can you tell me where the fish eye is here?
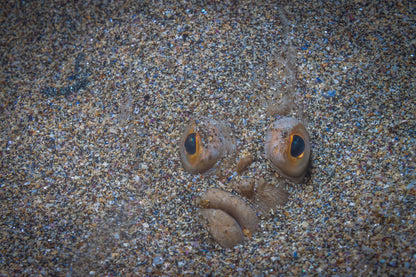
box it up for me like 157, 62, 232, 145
179, 118, 235, 174
265, 117, 310, 183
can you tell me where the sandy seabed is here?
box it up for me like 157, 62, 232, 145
1, 0, 415, 276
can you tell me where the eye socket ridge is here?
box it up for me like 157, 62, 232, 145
290, 134, 305, 158
184, 132, 197, 155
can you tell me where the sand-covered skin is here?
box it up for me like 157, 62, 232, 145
1, 0, 415, 275
199, 208, 245, 249
198, 188, 259, 234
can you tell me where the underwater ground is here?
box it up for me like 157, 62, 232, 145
1, 0, 415, 275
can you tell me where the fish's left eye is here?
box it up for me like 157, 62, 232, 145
265, 117, 311, 183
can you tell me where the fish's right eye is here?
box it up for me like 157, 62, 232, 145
179, 118, 235, 174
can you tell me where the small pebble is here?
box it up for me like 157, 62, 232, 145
0, 0, 413, 276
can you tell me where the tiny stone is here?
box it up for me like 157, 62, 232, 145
152, 256, 164, 266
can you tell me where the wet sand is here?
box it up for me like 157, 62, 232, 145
1, 0, 415, 275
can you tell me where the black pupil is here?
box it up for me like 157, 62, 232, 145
184, 133, 197, 155
290, 135, 305, 157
